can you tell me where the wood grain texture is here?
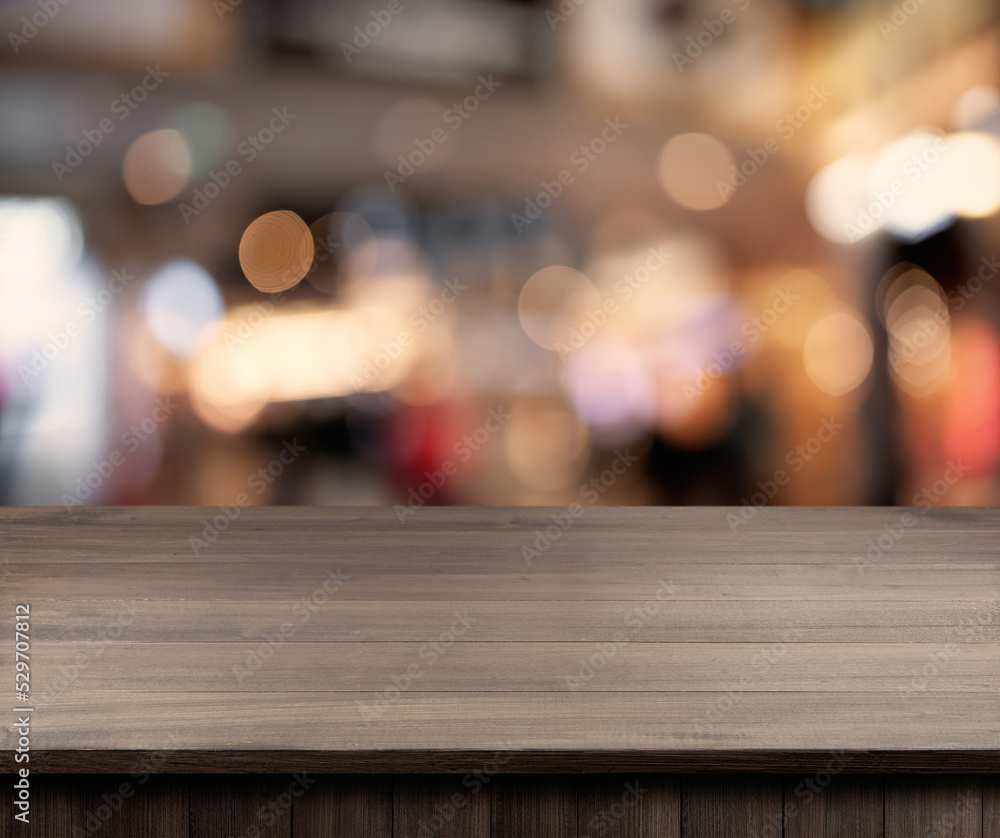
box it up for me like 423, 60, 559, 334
681, 775, 783, 838
984, 774, 1000, 838
81, 774, 187, 838
783, 774, 883, 838
3, 773, 996, 838
21, 641, 1000, 693
393, 775, 490, 838
577, 775, 679, 837
0, 507, 996, 773
885, 775, 982, 838
17, 599, 1000, 643
491, 776, 576, 837
189, 775, 293, 838
10, 692, 998, 753
291, 775, 391, 838
0, 774, 80, 838
6, 563, 997, 601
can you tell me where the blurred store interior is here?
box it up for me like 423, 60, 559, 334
0, 0, 999, 509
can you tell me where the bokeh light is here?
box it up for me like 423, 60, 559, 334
144, 259, 224, 357
803, 308, 874, 397
517, 266, 603, 352
239, 210, 314, 293
122, 129, 192, 205
658, 133, 735, 211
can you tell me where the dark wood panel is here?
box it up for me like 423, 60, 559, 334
885, 776, 982, 838
16, 749, 1000, 774
491, 775, 576, 837
984, 774, 1000, 838
393, 775, 490, 838
784, 773, 882, 838
680, 775, 783, 838
0, 774, 80, 838
578, 775, 679, 838
1, 773, 997, 838
292, 775, 391, 838
189, 775, 293, 838
81, 774, 186, 838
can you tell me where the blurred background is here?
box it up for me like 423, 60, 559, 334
0, 0, 998, 509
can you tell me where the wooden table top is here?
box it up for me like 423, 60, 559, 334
2, 506, 998, 773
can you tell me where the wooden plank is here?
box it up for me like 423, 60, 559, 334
189, 775, 293, 838
491, 776, 577, 837
577, 775, 679, 838
80, 774, 187, 838
885, 776, 982, 838
16, 749, 1000, 774
0, 775, 80, 838
784, 774, 883, 838
984, 774, 1000, 838
2, 506, 994, 549
291, 775, 391, 838
12, 599, 999, 643
17, 642, 1000, 694
5, 562, 998, 601
6, 692, 998, 762
393, 775, 490, 838
681, 775, 783, 838
1, 507, 996, 774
